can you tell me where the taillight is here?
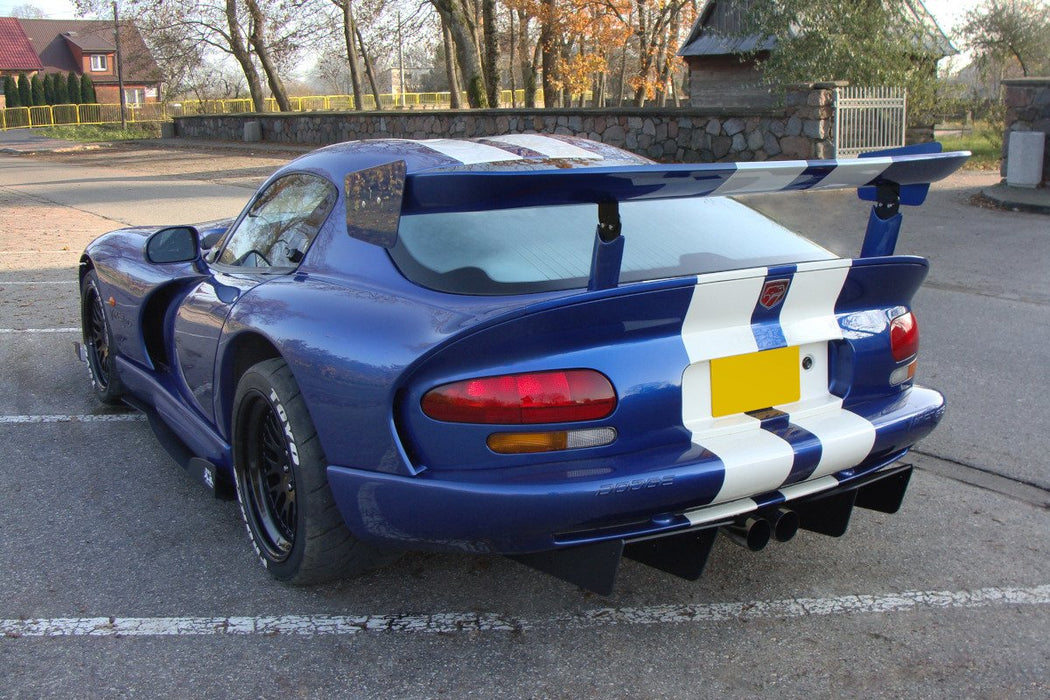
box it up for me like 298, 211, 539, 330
421, 370, 616, 424
890, 311, 919, 362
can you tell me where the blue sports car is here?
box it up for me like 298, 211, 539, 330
78, 135, 967, 594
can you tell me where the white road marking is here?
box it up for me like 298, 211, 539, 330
0, 414, 145, 424
0, 328, 78, 333
0, 280, 75, 285
2, 585, 1047, 638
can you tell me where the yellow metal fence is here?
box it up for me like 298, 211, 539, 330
0, 90, 537, 130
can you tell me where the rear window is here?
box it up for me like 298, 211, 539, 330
389, 197, 834, 295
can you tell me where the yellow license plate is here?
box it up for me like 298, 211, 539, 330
710, 346, 800, 418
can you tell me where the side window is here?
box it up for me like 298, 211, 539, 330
216, 173, 337, 270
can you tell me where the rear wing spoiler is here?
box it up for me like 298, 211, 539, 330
345, 143, 969, 289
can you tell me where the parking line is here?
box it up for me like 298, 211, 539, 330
2, 584, 1047, 638
0, 328, 78, 333
0, 281, 75, 285
0, 414, 145, 424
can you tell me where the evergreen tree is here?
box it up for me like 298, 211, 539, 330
4, 75, 19, 108
17, 74, 31, 107
67, 72, 81, 105
30, 74, 44, 106
43, 73, 55, 104
80, 75, 97, 103
54, 74, 69, 104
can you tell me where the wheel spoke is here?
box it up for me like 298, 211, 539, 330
241, 393, 299, 562
85, 288, 110, 388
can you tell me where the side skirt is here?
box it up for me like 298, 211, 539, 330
114, 356, 235, 500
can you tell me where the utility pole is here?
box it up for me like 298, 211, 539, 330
397, 10, 406, 109
112, 1, 127, 129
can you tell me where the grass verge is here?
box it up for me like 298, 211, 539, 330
35, 123, 160, 142
939, 126, 1002, 170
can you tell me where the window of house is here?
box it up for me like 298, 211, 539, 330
124, 88, 145, 106
90, 54, 108, 71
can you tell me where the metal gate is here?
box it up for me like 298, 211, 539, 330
834, 86, 907, 158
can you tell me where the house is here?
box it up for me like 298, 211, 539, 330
0, 17, 162, 108
678, 0, 955, 108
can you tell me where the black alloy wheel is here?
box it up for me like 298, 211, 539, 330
232, 358, 396, 583
81, 270, 124, 404
240, 390, 297, 562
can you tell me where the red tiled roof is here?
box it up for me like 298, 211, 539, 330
17, 18, 161, 85
0, 17, 44, 71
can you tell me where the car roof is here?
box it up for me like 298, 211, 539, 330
276, 134, 654, 182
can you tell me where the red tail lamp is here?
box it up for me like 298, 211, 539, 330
422, 370, 616, 424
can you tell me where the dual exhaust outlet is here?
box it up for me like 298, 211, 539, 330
721, 507, 799, 551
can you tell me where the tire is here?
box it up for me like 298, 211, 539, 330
80, 269, 125, 405
231, 358, 391, 584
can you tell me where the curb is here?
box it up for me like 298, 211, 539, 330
980, 183, 1050, 215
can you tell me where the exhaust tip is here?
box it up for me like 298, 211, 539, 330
723, 516, 771, 551
771, 507, 800, 543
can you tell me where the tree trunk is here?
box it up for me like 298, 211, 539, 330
632, 1, 650, 107
518, 10, 538, 108
654, 31, 668, 107
244, 0, 291, 111
482, 0, 499, 107
430, 0, 489, 108
225, 0, 266, 112
539, 0, 559, 108
354, 23, 383, 109
508, 9, 516, 107
333, 0, 364, 110
441, 17, 463, 108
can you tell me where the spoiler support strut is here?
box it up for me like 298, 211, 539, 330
588, 200, 624, 291
861, 180, 904, 258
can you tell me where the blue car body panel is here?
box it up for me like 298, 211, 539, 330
79, 135, 966, 564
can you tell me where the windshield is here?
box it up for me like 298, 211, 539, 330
215, 173, 337, 271
389, 197, 835, 295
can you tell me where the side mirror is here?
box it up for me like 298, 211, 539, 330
145, 226, 201, 264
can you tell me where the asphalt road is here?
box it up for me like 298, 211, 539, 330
0, 143, 1047, 699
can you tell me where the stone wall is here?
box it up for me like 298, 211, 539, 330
174, 86, 836, 162
1002, 78, 1050, 184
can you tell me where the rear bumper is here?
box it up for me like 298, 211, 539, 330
327, 386, 944, 554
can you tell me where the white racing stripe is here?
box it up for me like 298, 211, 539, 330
777, 474, 840, 501
808, 158, 893, 190
681, 273, 765, 364
0, 414, 145, 423
3, 585, 1047, 638
779, 262, 851, 346
702, 424, 796, 502
713, 161, 809, 196
680, 261, 879, 504
683, 497, 759, 527
787, 400, 877, 480
0, 328, 78, 333
420, 138, 522, 164
486, 134, 603, 160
